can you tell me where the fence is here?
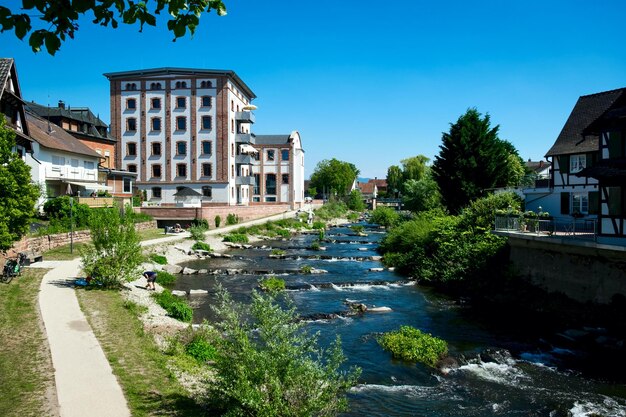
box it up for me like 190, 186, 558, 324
494, 215, 597, 241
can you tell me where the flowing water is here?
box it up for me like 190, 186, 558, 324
174, 223, 626, 416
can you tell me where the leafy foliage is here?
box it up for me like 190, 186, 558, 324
259, 276, 286, 293
370, 206, 400, 228
43, 196, 91, 229
300, 265, 313, 274
315, 200, 348, 220
432, 108, 524, 213
153, 289, 193, 322
188, 224, 207, 241
214, 215, 222, 228
0, 0, 227, 55
458, 191, 522, 231
206, 289, 360, 416
149, 253, 168, 265
191, 241, 212, 252
378, 326, 448, 367
401, 167, 443, 212
309, 158, 359, 197
81, 206, 144, 288
223, 233, 249, 243
185, 335, 217, 363
155, 270, 177, 287
0, 116, 39, 250
346, 189, 366, 211
226, 213, 239, 225
386, 165, 403, 196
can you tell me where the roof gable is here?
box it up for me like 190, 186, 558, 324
546, 88, 626, 157
26, 112, 102, 159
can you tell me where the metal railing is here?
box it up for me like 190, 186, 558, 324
494, 215, 597, 241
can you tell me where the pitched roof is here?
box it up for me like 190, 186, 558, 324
27, 101, 109, 129
173, 187, 202, 197
0, 58, 13, 98
370, 179, 387, 188
254, 134, 291, 145
546, 88, 626, 157
358, 182, 376, 194
26, 112, 102, 158
525, 160, 551, 173
103, 67, 256, 99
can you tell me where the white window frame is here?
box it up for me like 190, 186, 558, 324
572, 193, 589, 214
570, 154, 586, 173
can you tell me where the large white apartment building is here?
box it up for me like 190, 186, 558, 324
104, 67, 304, 208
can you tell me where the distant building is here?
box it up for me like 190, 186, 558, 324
103, 67, 304, 208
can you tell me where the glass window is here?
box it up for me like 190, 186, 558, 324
281, 149, 289, 161
152, 187, 162, 198
201, 141, 212, 155
176, 96, 186, 109
127, 164, 137, 173
70, 158, 79, 167
282, 174, 289, 184
201, 96, 212, 107
253, 174, 260, 195
84, 161, 94, 169
202, 186, 212, 197
202, 163, 212, 177
569, 154, 586, 173
151, 142, 161, 156
151, 97, 161, 109
177, 164, 187, 178
126, 98, 136, 110
127, 142, 137, 156
152, 164, 161, 178
151, 117, 161, 131
571, 193, 589, 214
123, 178, 132, 193
201, 116, 212, 130
127, 118, 137, 131
267, 150, 275, 161
176, 116, 186, 131
176, 141, 187, 156
266, 174, 276, 195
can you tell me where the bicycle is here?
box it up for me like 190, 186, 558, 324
1, 253, 27, 284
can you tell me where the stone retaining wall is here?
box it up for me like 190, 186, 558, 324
139, 205, 291, 225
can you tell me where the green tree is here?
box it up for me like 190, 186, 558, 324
207, 289, 360, 417
401, 155, 429, 182
432, 108, 523, 213
370, 206, 400, 228
0, 0, 227, 55
80, 206, 144, 288
386, 165, 403, 197
402, 167, 442, 212
309, 158, 359, 198
346, 189, 366, 211
0, 115, 39, 250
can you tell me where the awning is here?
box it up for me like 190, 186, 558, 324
240, 144, 257, 154
64, 180, 112, 191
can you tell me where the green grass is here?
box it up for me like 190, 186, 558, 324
0, 269, 57, 417
137, 228, 168, 241
222, 233, 249, 244
153, 290, 193, 322
77, 289, 204, 416
42, 242, 87, 260
149, 253, 168, 265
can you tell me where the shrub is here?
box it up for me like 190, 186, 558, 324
259, 276, 286, 293
156, 270, 177, 287
226, 213, 238, 225
458, 191, 522, 231
276, 228, 290, 238
312, 221, 326, 230
315, 200, 348, 220
189, 225, 207, 241
153, 289, 193, 322
346, 189, 366, 211
150, 253, 168, 265
347, 212, 360, 222
186, 336, 218, 362
192, 218, 210, 229
215, 215, 222, 228
192, 241, 212, 252
300, 265, 313, 274
43, 196, 92, 229
378, 326, 448, 367
310, 242, 321, 251
223, 233, 249, 243
351, 225, 365, 234
206, 290, 360, 416
270, 249, 286, 256
370, 206, 400, 227
318, 229, 325, 240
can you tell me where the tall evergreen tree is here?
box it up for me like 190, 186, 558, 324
432, 108, 520, 213
0, 115, 39, 250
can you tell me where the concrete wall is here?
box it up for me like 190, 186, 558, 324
507, 235, 626, 304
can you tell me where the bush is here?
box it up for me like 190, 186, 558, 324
226, 213, 238, 225
127, 211, 153, 223
351, 225, 365, 234
192, 241, 212, 252
189, 225, 207, 241
150, 253, 168, 265
312, 221, 326, 230
192, 218, 210, 229
346, 189, 366, 211
315, 200, 348, 220
378, 326, 448, 367
270, 249, 286, 256
276, 228, 290, 238
156, 270, 177, 287
206, 290, 360, 416
43, 196, 91, 229
459, 191, 522, 231
300, 265, 313, 274
153, 290, 193, 322
215, 215, 222, 228
259, 276, 286, 293
186, 335, 218, 363
347, 212, 360, 222
370, 206, 400, 227
310, 242, 321, 251
223, 233, 249, 243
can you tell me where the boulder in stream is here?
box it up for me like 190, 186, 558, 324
189, 289, 208, 295
369, 267, 385, 272
171, 290, 187, 297
163, 264, 183, 274
182, 267, 198, 275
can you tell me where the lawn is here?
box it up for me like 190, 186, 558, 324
76, 289, 204, 416
137, 227, 168, 241
0, 269, 58, 417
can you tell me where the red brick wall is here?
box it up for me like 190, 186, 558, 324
139, 204, 291, 224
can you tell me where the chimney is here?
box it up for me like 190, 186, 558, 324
539, 160, 543, 167
58, 100, 65, 109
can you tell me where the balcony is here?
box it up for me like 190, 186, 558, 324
236, 154, 252, 164
76, 197, 115, 208
235, 111, 255, 123
236, 176, 256, 186
235, 133, 255, 144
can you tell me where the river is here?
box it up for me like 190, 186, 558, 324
174, 221, 626, 416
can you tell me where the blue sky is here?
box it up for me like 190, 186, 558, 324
3, 0, 626, 178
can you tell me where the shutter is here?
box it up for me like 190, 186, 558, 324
588, 191, 599, 215
586, 153, 596, 168
559, 155, 570, 174
560, 192, 570, 215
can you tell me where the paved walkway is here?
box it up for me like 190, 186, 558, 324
35, 208, 310, 416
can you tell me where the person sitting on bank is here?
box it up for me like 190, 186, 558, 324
173, 223, 183, 233
143, 271, 157, 290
